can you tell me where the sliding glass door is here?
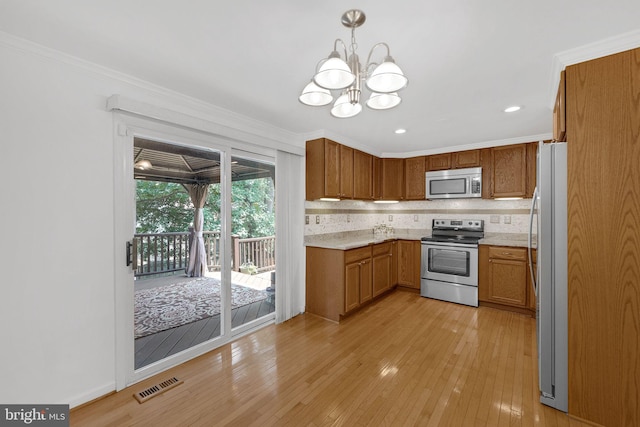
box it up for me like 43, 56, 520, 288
229, 154, 276, 332
132, 138, 225, 369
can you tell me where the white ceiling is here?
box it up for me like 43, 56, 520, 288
1, 1, 639, 156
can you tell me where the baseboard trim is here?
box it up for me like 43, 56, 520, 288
68, 382, 116, 409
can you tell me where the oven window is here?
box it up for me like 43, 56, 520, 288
428, 247, 470, 276
429, 178, 467, 195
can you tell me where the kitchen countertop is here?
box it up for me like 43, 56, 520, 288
305, 230, 536, 250
304, 229, 428, 250
480, 232, 535, 249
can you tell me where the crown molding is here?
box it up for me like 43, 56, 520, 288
548, 29, 640, 109
0, 30, 304, 153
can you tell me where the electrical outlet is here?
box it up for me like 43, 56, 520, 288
305, 215, 309, 225
388, 214, 393, 222
490, 215, 500, 224
503, 215, 511, 224
315, 215, 320, 224
413, 215, 418, 222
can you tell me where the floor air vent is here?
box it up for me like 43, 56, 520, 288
133, 377, 183, 403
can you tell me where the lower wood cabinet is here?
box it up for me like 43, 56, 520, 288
479, 245, 535, 315
306, 242, 398, 322
345, 247, 372, 312
372, 242, 394, 297
397, 240, 421, 289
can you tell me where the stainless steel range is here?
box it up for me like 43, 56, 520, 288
420, 219, 484, 307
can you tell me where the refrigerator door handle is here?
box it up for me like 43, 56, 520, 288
528, 186, 538, 296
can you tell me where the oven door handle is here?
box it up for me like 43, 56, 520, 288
421, 241, 478, 249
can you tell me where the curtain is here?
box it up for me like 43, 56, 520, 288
184, 183, 209, 277
275, 150, 305, 323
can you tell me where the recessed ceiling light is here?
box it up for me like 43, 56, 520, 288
504, 106, 521, 113
394, 128, 406, 134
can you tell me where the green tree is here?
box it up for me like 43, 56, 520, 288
135, 181, 192, 233
135, 178, 275, 238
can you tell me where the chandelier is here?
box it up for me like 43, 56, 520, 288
298, 9, 408, 118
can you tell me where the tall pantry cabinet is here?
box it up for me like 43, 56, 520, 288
565, 47, 640, 426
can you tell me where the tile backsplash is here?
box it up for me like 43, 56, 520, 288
305, 198, 534, 235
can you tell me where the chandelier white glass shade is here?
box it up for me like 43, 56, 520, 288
299, 9, 407, 118
298, 81, 333, 106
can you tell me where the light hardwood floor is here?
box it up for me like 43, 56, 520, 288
72, 290, 591, 426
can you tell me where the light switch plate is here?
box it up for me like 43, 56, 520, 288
503, 215, 511, 224
305, 215, 309, 225
388, 215, 393, 222
315, 215, 320, 224
490, 215, 500, 224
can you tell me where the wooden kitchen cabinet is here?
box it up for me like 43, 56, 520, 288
376, 158, 404, 200
479, 245, 534, 315
452, 149, 481, 168
490, 144, 528, 198
372, 242, 394, 297
339, 144, 354, 199
404, 156, 425, 200
305, 138, 354, 200
306, 243, 396, 322
353, 150, 373, 199
553, 70, 566, 142
526, 142, 537, 198
306, 138, 339, 200
426, 153, 452, 171
527, 248, 537, 311
373, 157, 383, 199
397, 240, 421, 289
345, 247, 372, 312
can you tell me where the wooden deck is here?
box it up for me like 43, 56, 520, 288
135, 270, 275, 369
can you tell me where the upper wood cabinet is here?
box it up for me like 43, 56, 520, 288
452, 149, 481, 168
526, 142, 537, 198
339, 144, 354, 199
376, 158, 404, 200
553, 70, 566, 142
305, 138, 340, 200
426, 153, 452, 171
426, 149, 481, 171
373, 157, 383, 200
353, 150, 373, 200
490, 144, 528, 198
480, 148, 492, 199
305, 138, 354, 200
404, 156, 425, 200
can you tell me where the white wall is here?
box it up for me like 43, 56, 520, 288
0, 42, 118, 405
0, 35, 303, 407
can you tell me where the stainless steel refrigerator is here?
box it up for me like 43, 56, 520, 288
528, 141, 568, 412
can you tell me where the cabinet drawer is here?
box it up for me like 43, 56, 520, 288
488, 246, 526, 261
345, 246, 372, 264
372, 242, 393, 257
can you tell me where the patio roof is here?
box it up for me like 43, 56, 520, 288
134, 137, 275, 184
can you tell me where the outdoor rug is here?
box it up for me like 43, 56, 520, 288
135, 277, 268, 338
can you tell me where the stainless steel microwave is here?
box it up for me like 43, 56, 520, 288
425, 167, 482, 199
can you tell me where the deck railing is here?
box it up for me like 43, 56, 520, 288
133, 231, 275, 277
232, 235, 276, 273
